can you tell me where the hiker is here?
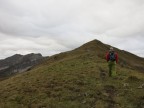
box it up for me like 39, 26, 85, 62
106, 47, 118, 77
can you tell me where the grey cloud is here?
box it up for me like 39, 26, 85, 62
0, 0, 144, 58
0, 35, 70, 59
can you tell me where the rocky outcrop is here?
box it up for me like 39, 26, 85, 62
0, 53, 43, 77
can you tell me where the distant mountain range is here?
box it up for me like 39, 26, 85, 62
0, 53, 43, 78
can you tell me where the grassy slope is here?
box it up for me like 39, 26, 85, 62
0, 40, 144, 108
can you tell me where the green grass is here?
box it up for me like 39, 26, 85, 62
0, 48, 144, 108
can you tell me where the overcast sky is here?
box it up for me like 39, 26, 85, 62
0, 0, 144, 59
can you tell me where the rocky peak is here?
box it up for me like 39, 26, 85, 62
0, 53, 43, 77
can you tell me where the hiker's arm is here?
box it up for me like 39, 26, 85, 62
106, 53, 109, 62
115, 53, 118, 63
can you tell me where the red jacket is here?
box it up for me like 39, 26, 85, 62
106, 51, 118, 63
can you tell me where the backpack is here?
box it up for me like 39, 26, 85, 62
109, 52, 116, 61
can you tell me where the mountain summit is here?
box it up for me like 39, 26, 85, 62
75, 39, 144, 72
0, 39, 144, 108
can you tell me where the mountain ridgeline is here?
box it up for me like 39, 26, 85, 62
0, 39, 144, 108
74, 40, 144, 72
0, 53, 43, 78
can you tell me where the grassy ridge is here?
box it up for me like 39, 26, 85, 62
0, 51, 144, 108
0, 40, 144, 108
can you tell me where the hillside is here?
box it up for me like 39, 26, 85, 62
0, 39, 144, 108
75, 40, 144, 71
